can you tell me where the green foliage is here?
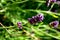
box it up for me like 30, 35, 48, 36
0, 0, 60, 40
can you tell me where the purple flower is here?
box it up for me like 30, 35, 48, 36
46, 0, 51, 7
28, 14, 44, 24
49, 21, 59, 28
36, 14, 44, 22
28, 18, 34, 24
28, 17, 36, 24
56, 1, 60, 5
17, 22, 22, 29
46, 0, 57, 7
51, 0, 56, 2
32, 16, 37, 22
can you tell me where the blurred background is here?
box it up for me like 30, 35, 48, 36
0, 0, 60, 40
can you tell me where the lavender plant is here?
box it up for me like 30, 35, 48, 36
28, 14, 44, 24
0, 0, 60, 40
49, 21, 59, 28
17, 22, 22, 29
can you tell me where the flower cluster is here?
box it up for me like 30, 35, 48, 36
46, 0, 57, 7
49, 21, 59, 28
17, 14, 59, 29
17, 22, 22, 29
51, 0, 56, 2
28, 14, 44, 24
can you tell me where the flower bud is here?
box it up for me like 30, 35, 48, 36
49, 21, 59, 28
28, 14, 44, 24
17, 22, 22, 29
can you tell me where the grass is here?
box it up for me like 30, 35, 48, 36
0, 0, 60, 40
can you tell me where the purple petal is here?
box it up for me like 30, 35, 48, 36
51, 0, 56, 2
28, 14, 44, 24
28, 18, 34, 24
36, 14, 44, 22
49, 21, 59, 28
46, 0, 57, 7
32, 16, 37, 22
46, 0, 51, 7
17, 22, 21, 26
17, 22, 22, 29
56, 1, 60, 5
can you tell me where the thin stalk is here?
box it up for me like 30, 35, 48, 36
33, 28, 60, 39
0, 22, 13, 36
49, 3, 55, 11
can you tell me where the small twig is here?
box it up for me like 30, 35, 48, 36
36, 3, 43, 9
32, 27, 60, 40
0, 22, 13, 36
13, 0, 28, 4
48, 3, 55, 11
23, 30, 40, 40
0, 26, 15, 29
